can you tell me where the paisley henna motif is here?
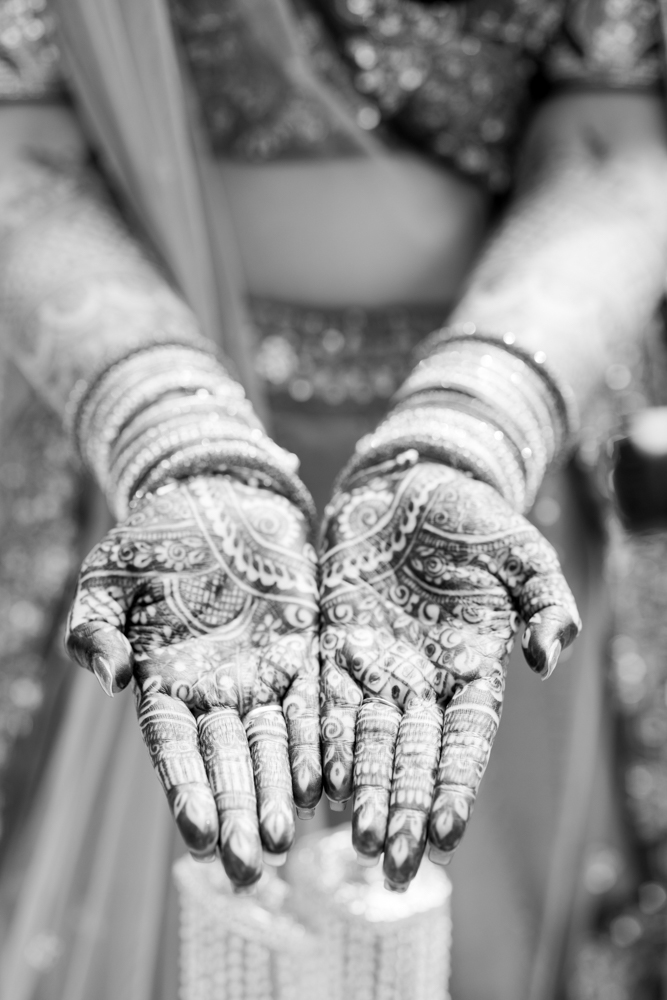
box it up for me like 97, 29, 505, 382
67, 474, 320, 887
320, 460, 580, 889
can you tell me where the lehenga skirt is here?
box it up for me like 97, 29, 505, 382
0, 300, 616, 1000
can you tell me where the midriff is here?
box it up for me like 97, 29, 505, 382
216, 154, 490, 308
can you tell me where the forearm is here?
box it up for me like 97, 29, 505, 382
449, 91, 667, 407
0, 144, 313, 522
0, 154, 205, 414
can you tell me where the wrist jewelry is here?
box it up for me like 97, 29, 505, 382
70, 342, 315, 526
339, 324, 578, 511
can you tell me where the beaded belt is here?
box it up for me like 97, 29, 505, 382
249, 297, 449, 410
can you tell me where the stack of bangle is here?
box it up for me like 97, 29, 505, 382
68, 341, 315, 526
339, 324, 577, 512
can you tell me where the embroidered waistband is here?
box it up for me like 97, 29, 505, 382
249, 297, 448, 409
0, 0, 63, 103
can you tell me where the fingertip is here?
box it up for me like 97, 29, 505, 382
429, 787, 473, 856
168, 785, 219, 858
428, 845, 454, 867
384, 878, 409, 894
522, 606, 580, 679
220, 818, 263, 889
67, 622, 133, 692
263, 850, 287, 867
326, 795, 347, 812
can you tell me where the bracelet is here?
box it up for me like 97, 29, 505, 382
339, 406, 527, 509
130, 441, 316, 527
73, 341, 315, 528
412, 324, 577, 454
338, 325, 578, 511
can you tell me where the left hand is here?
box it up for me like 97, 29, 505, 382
319, 459, 580, 890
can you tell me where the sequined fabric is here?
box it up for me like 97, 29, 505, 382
170, 0, 664, 188
0, 376, 82, 850
168, 0, 369, 161
250, 297, 448, 409
0, 0, 63, 101
546, 0, 662, 88
0, 0, 662, 183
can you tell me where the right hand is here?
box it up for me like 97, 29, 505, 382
66, 474, 321, 888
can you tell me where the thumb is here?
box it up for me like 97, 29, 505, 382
66, 569, 134, 696
521, 604, 580, 679
497, 522, 582, 680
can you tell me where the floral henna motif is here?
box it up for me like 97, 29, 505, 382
320, 460, 580, 890
67, 474, 320, 887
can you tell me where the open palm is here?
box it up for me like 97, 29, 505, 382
67, 475, 320, 888
320, 459, 579, 890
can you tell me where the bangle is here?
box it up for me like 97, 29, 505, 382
130, 440, 316, 527
74, 341, 315, 528
338, 325, 578, 511
412, 324, 577, 455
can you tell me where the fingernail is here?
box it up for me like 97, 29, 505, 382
233, 883, 258, 896
263, 850, 287, 867
428, 845, 454, 867
356, 853, 379, 868
544, 640, 562, 680
296, 807, 316, 820
92, 655, 115, 697
191, 852, 217, 864
384, 879, 408, 893
326, 796, 347, 812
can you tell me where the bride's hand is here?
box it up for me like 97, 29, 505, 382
66, 475, 320, 888
320, 459, 580, 890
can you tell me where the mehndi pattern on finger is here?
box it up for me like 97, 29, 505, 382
321, 460, 580, 884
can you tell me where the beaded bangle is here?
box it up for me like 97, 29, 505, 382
339, 325, 578, 512
73, 342, 315, 527
64, 334, 215, 444
412, 323, 578, 454
340, 407, 527, 510
130, 441, 316, 527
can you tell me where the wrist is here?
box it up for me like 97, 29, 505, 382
70, 342, 315, 526
340, 325, 577, 511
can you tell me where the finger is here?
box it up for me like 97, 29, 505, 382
352, 699, 401, 865
522, 605, 580, 679
383, 699, 442, 892
320, 646, 362, 807
283, 669, 322, 819
495, 524, 581, 679
137, 689, 218, 860
198, 708, 263, 887
245, 705, 295, 864
66, 526, 138, 694
428, 678, 501, 864
66, 578, 134, 695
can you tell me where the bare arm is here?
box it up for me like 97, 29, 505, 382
450, 90, 667, 408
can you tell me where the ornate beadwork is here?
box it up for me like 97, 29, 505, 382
251, 297, 448, 408
546, 0, 663, 88
168, 0, 367, 161
339, 328, 574, 511
0, 0, 63, 101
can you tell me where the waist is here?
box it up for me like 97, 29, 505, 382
218, 155, 489, 307
249, 296, 449, 411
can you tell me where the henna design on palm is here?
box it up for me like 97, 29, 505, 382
66, 475, 320, 888
320, 461, 580, 891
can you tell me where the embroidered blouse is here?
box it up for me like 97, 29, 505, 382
0, 0, 663, 188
